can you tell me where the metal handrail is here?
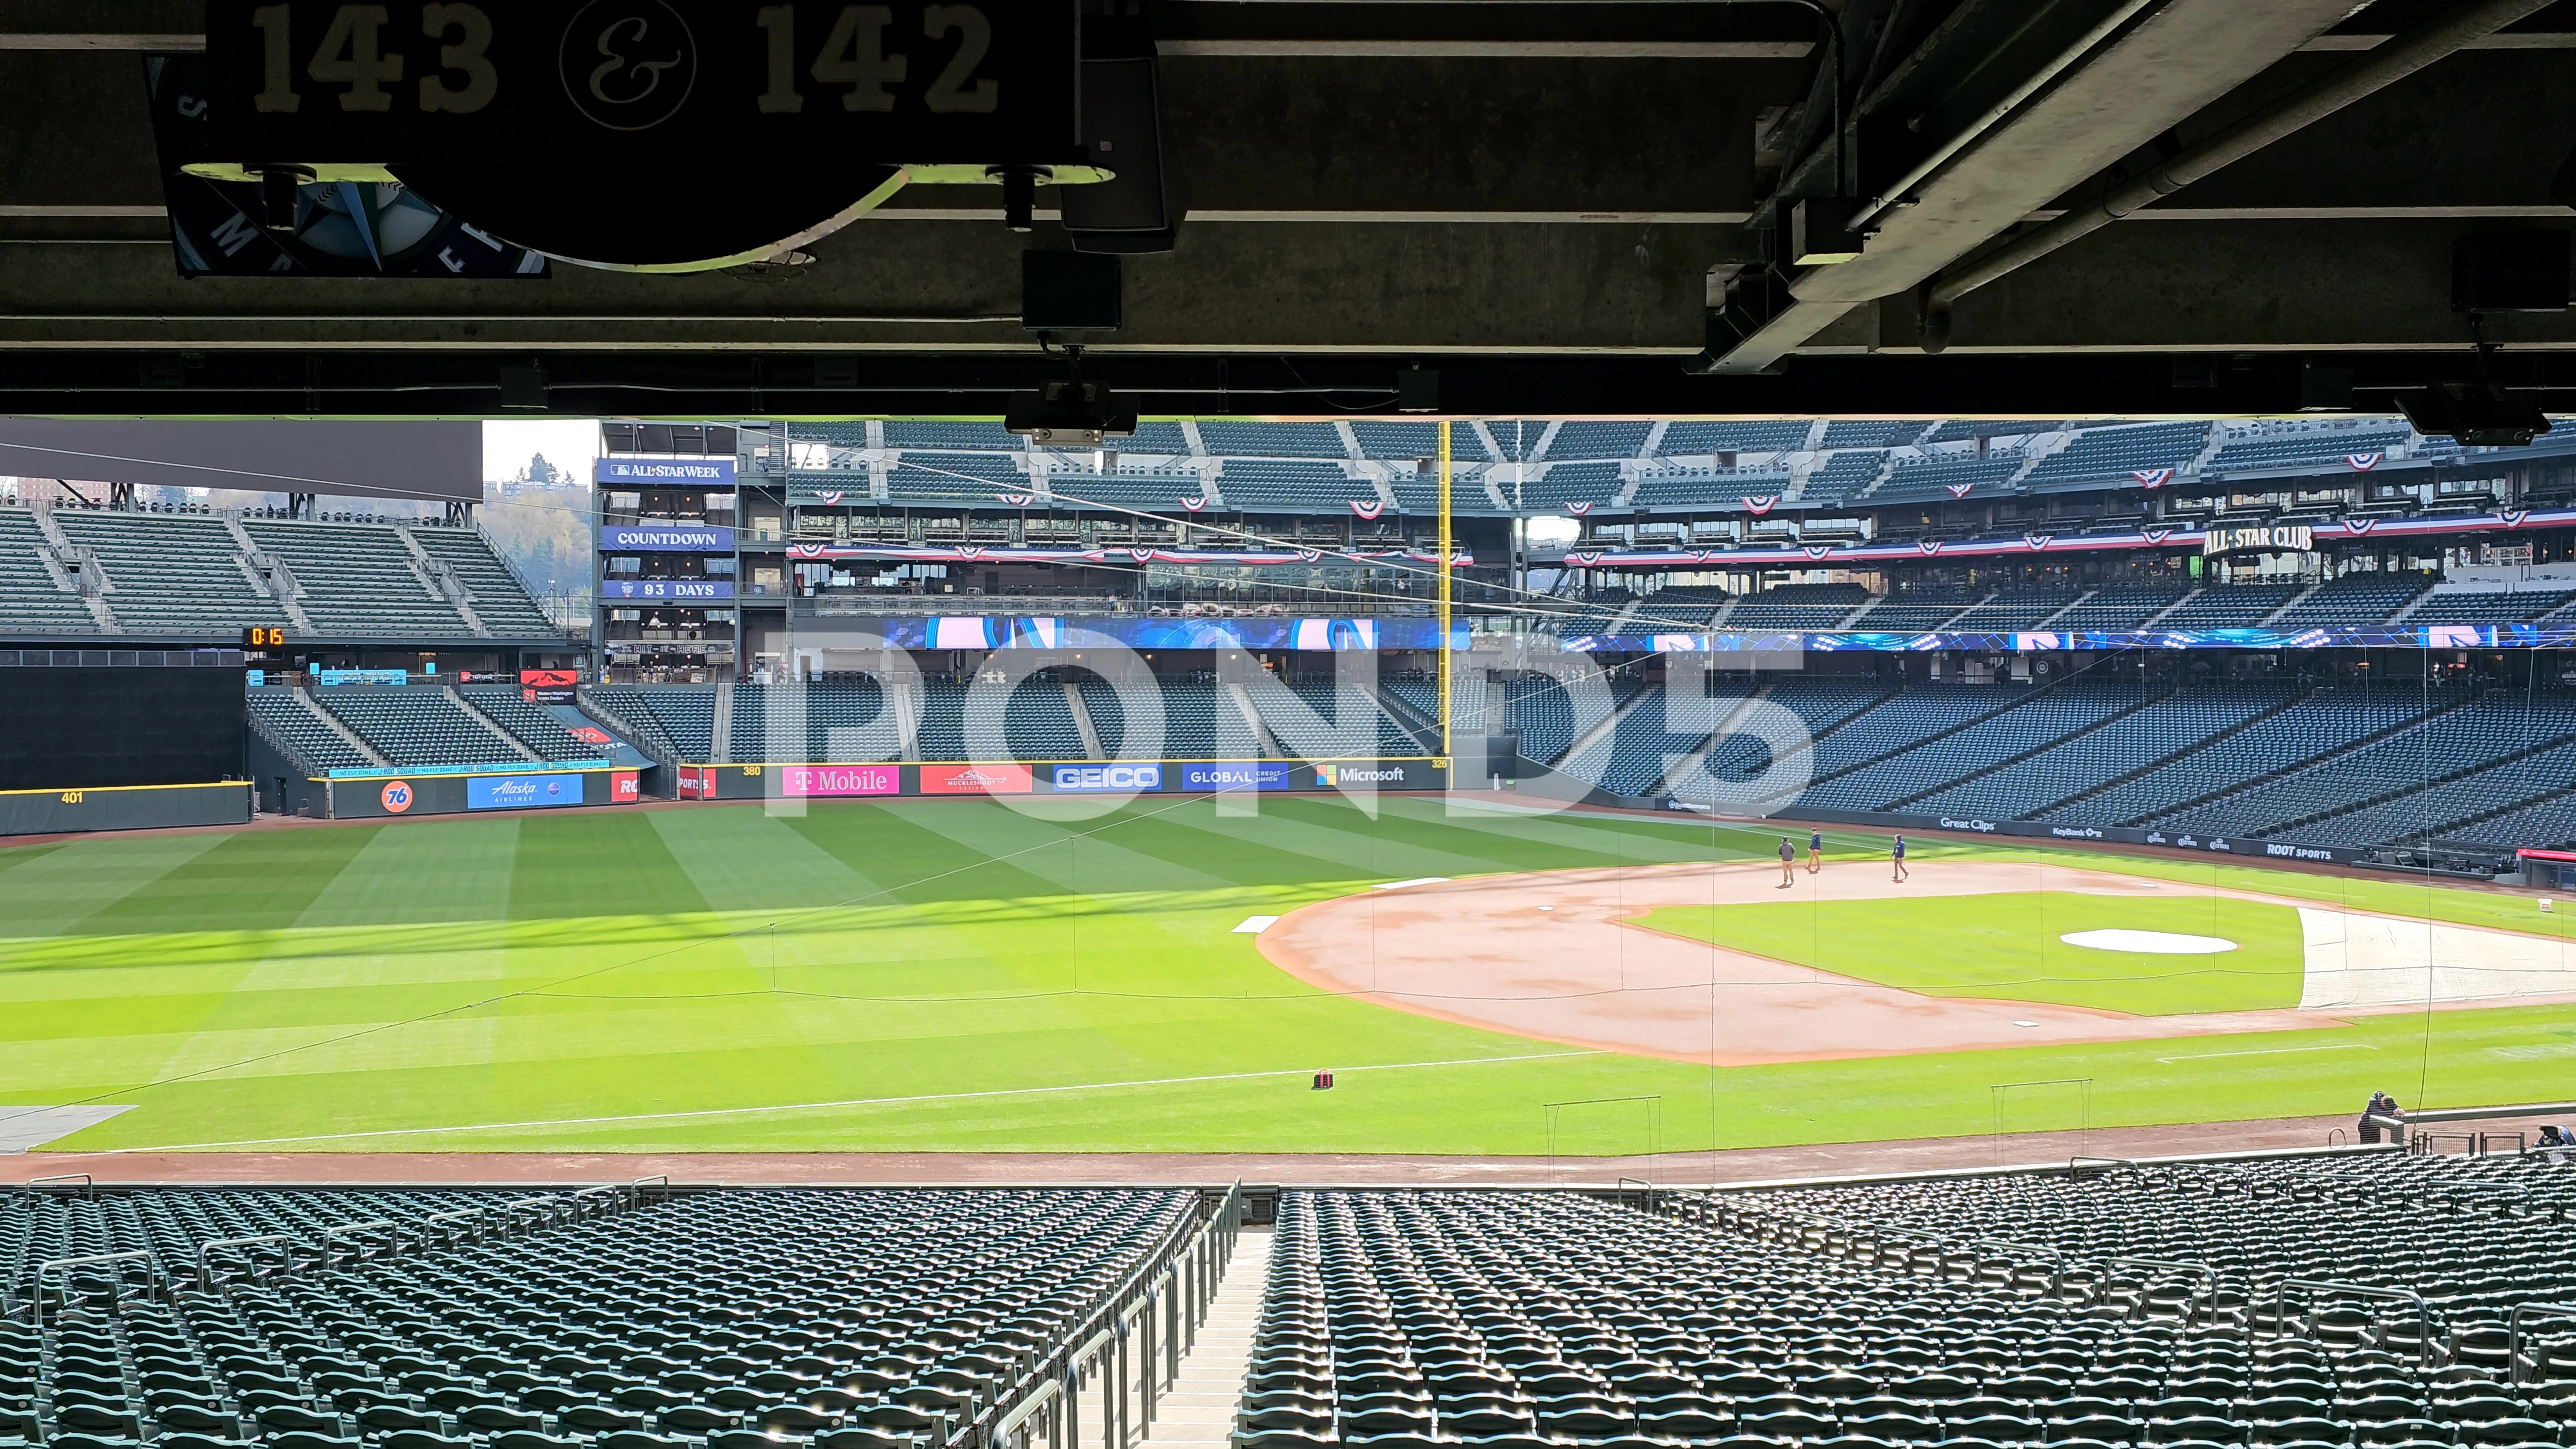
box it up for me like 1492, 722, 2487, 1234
2509, 1302, 2576, 1384
23, 1173, 93, 1195
983, 1181, 1244, 1449
33, 1250, 165, 1324
419, 1208, 487, 1246
320, 1219, 402, 1270
195, 1235, 297, 1292
501, 1195, 565, 1236
2269, 1278, 2434, 1362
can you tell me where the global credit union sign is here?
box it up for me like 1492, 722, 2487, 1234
1182, 763, 1292, 792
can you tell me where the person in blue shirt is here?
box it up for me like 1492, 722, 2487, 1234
1808, 828, 1824, 875
1891, 832, 1909, 883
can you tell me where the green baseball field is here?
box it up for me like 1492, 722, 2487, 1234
2, 794, 2569, 1157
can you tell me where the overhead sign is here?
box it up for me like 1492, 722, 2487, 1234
200, 0, 1087, 270
603, 578, 735, 600
2202, 524, 2314, 556
601, 524, 734, 551
519, 667, 579, 702
599, 457, 737, 486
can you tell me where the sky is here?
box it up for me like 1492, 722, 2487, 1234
482, 419, 601, 485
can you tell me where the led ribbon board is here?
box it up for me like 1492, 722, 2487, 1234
201, 0, 1084, 269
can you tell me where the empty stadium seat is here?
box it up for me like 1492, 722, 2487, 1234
314, 688, 530, 768
587, 687, 715, 762
246, 687, 372, 771
6, 1186, 1193, 1449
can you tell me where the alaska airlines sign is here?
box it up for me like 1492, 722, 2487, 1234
201, 1, 1083, 269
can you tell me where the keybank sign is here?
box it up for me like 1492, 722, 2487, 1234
601, 524, 734, 552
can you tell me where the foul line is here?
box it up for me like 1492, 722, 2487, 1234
2153, 1043, 2378, 1064
80, 1049, 1605, 1153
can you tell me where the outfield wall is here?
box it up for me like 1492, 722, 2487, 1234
319, 767, 642, 820
679, 758, 1450, 801
1775, 805, 2370, 865
0, 781, 250, 836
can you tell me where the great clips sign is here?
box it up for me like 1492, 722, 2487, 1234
601, 524, 734, 552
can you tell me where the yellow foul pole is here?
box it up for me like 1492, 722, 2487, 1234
1438, 419, 1453, 766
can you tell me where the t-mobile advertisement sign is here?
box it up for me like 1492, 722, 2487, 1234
781, 764, 901, 798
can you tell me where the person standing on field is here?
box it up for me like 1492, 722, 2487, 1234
1778, 836, 1796, 888
1891, 833, 1909, 883
1809, 828, 1823, 875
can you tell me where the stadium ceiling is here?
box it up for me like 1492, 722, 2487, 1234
1, 0, 2573, 418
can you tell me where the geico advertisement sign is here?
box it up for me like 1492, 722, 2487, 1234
783, 765, 901, 798
1050, 765, 1163, 793
920, 763, 1034, 795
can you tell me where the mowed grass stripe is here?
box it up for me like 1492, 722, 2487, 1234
1155, 798, 1529, 884
292, 818, 521, 930
0, 831, 234, 944
103, 828, 381, 933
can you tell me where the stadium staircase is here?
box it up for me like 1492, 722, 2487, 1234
393, 527, 486, 637
2258, 582, 2323, 627
2032, 591, 2095, 629
1134, 1228, 1273, 1449
578, 685, 681, 767
710, 681, 735, 763
1367, 679, 1441, 752
1743, 674, 2090, 809
224, 517, 316, 633
2141, 589, 2200, 627
2092, 690, 2475, 827
29, 506, 120, 633
444, 688, 543, 763
1543, 676, 1656, 772
2031, 685, 2320, 818
1065, 680, 1107, 759
1651, 682, 1779, 798
1222, 681, 1281, 757
245, 687, 390, 772
1876, 682, 2178, 811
